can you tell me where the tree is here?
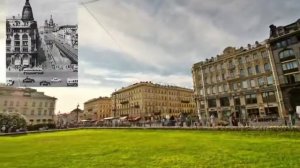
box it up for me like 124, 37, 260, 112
0, 112, 27, 132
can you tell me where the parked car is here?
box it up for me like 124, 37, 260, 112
23, 77, 35, 83
51, 77, 62, 83
6, 79, 14, 86
40, 81, 51, 86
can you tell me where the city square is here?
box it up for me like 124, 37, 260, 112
1, 129, 300, 168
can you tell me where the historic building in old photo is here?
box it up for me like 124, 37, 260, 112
6, 0, 39, 68
112, 81, 196, 119
0, 85, 56, 125
192, 18, 300, 121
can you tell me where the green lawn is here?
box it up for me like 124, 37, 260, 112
0, 129, 300, 168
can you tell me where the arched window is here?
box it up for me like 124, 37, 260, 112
279, 49, 295, 60
22, 34, 28, 40
14, 34, 20, 40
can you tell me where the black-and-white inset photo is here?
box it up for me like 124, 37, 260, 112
6, 0, 78, 87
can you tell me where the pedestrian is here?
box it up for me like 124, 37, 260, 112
1, 125, 5, 133
210, 114, 215, 127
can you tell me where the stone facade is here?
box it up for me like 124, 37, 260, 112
6, 0, 39, 68
84, 97, 112, 120
112, 81, 196, 119
192, 18, 300, 121
0, 86, 56, 125
192, 42, 282, 121
268, 19, 300, 115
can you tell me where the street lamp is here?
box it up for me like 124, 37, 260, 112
76, 104, 79, 123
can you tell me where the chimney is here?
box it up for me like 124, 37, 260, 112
269, 24, 277, 37
247, 44, 251, 50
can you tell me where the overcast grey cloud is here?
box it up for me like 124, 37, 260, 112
1, 0, 300, 112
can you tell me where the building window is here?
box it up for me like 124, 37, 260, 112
218, 85, 223, 93
10, 101, 13, 106
212, 86, 217, 94
246, 55, 252, 62
264, 63, 271, 72
223, 84, 228, 92
258, 77, 265, 86
242, 80, 248, 89
208, 99, 216, 107
282, 61, 298, 73
38, 110, 41, 116
44, 110, 47, 115
4, 100, 7, 106
250, 79, 256, 87
220, 97, 230, 106
246, 94, 257, 104
207, 87, 211, 95
247, 67, 253, 76
31, 110, 34, 115
255, 65, 260, 74
262, 91, 276, 102
267, 76, 274, 85
261, 51, 268, 58
14, 34, 20, 40
234, 97, 240, 105
279, 49, 295, 61
39, 102, 42, 107
233, 83, 238, 90
240, 69, 245, 77
22, 34, 28, 40
284, 73, 300, 84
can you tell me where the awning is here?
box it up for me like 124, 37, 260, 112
104, 117, 114, 120
120, 116, 128, 120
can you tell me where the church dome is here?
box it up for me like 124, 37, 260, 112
22, 0, 34, 21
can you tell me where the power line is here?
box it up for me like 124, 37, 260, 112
80, 0, 124, 52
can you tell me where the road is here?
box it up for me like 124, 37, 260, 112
7, 70, 78, 87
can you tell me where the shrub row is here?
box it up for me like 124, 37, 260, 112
26, 123, 56, 131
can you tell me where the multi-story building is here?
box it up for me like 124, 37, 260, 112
84, 97, 112, 120
268, 19, 300, 114
112, 81, 196, 119
54, 25, 78, 49
192, 41, 282, 121
6, 0, 39, 68
192, 19, 300, 121
55, 108, 84, 126
0, 86, 56, 125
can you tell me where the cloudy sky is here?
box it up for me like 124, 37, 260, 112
1, 0, 300, 113
6, 0, 77, 26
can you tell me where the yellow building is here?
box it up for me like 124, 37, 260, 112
0, 85, 56, 125
84, 97, 112, 120
112, 81, 196, 119
192, 41, 284, 121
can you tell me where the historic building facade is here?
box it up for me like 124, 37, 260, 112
0, 86, 56, 125
6, 0, 39, 68
268, 19, 300, 115
192, 19, 300, 121
84, 97, 112, 120
112, 82, 196, 119
192, 42, 282, 121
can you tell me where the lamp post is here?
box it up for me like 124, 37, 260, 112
76, 104, 79, 123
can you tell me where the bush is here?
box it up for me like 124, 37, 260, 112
0, 113, 27, 132
27, 123, 56, 131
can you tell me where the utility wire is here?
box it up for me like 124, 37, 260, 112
80, 0, 124, 52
